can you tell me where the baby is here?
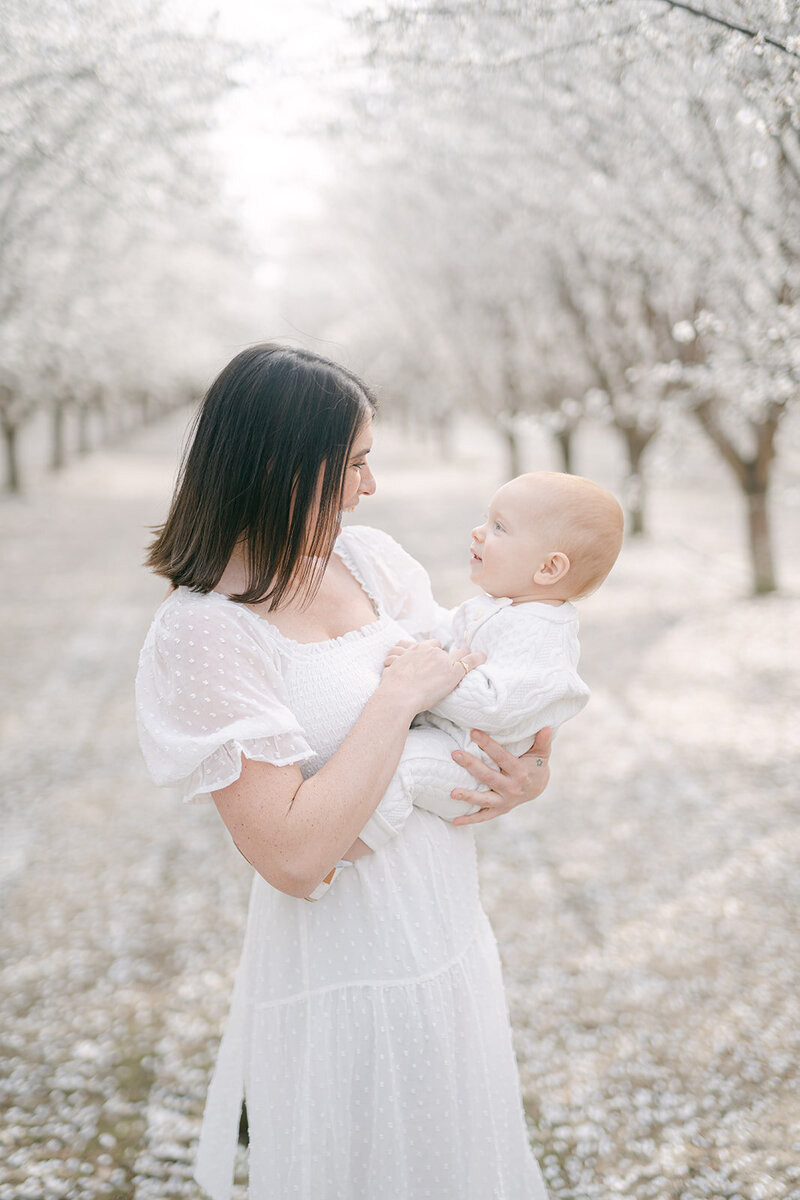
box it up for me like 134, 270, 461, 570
305, 471, 624, 901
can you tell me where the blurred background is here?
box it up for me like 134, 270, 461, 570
0, 1, 798, 1198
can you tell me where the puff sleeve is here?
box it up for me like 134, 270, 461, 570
336, 525, 453, 643
135, 592, 314, 804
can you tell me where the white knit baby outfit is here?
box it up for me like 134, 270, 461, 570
358, 592, 590, 853
135, 525, 548, 1200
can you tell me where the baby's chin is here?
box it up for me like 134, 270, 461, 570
470, 570, 510, 600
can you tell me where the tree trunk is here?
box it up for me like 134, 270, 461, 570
99, 403, 112, 445
693, 399, 781, 596
111, 404, 127, 442
51, 401, 67, 471
502, 423, 523, 477
555, 427, 574, 474
745, 479, 776, 595
433, 411, 453, 461
77, 404, 91, 455
626, 476, 645, 536
2, 421, 21, 493
619, 425, 655, 535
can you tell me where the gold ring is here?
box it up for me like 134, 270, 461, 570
457, 658, 471, 676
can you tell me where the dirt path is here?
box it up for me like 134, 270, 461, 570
1, 412, 798, 1200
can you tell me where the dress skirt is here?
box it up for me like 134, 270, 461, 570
195, 809, 547, 1200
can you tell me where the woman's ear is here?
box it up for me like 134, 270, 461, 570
533, 551, 570, 587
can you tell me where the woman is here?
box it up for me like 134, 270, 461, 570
136, 344, 552, 1200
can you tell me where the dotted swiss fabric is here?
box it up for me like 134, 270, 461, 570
135, 526, 547, 1200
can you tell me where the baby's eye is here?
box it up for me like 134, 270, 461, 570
493, 520, 504, 532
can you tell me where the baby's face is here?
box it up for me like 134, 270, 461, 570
469, 479, 560, 600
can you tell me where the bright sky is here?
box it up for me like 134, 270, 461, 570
166, 0, 362, 264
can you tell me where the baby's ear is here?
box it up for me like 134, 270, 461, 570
534, 551, 570, 586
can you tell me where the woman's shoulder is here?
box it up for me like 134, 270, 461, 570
337, 524, 441, 630
140, 586, 281, 666
337, 524, 425, 589
147, 584, 246, 634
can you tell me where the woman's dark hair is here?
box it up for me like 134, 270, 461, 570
146, 343, 376, 608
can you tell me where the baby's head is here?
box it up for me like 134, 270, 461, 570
469, 472, 624, 603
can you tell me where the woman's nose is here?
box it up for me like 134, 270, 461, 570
359, 464, 376, 496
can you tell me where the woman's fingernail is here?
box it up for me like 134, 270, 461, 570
452, 751, 462, 761
452, 792, 463, 800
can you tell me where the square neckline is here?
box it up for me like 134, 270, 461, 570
207, 532, 385, 649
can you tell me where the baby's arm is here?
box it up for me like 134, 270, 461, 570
430, 621, 590, 745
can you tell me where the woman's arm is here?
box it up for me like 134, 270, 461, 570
211, 642, 484, 898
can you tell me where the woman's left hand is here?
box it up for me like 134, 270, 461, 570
450, 726, 552, 825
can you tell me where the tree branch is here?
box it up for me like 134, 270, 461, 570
693, 398, 750, 484
649, 0, 800, 61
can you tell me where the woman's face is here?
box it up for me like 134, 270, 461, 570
339, 416, 376, 517
304, 417, 376, 555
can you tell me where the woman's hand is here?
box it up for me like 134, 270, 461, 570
380, 639, 485, 716
449, 726, 553, 825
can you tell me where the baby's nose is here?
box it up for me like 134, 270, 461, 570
472, 523, 484, 541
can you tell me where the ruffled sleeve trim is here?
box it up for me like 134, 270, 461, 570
182, 731, 315, 805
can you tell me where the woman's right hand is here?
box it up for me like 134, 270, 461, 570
380, 639, 485, 715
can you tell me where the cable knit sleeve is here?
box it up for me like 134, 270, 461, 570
429, 605, 590, 743
135, 592, 314, 804
336, 525, 453, 642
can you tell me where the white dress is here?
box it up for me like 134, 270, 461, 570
135, 525, 547, 1200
